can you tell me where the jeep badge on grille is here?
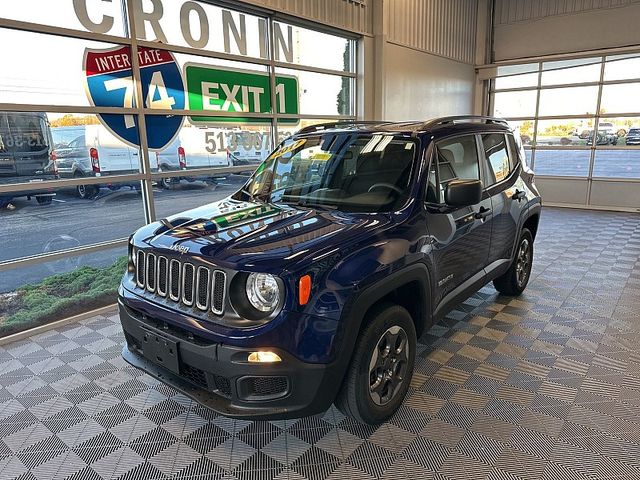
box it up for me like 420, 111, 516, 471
169, 244, 189, 254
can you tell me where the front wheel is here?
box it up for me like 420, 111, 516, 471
493, 228, 534, 295
336, 303, 416, 424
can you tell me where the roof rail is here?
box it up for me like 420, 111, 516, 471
420, 115, 509, 130
295, 120, 389, 135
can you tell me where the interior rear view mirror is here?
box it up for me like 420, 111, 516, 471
444, 179, 482, 207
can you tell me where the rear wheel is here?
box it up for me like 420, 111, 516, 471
336, 303, 416, 424
159, 177, 176, 189
493, 228, 534, 295
75, 173, 98, 199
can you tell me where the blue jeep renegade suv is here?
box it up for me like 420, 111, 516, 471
119, 116, 542, 424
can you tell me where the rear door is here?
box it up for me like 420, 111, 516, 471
91, 125, 138, 174
480, 132, 523, 267
425, 134, 493, 311
193, 127, 228, 168
4, 113, 52, 178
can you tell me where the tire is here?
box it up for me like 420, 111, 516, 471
75, 173, 98, 199
336, 303, 416, 424
159, 177, 175, 190
36, 196, 52, 205
493, 228, 534, 296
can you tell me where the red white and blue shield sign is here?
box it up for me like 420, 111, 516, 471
84, 46, 185, 151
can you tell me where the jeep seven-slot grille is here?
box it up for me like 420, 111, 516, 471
134, 249, 226, 315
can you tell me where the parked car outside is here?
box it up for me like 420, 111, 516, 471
118, 116, 542, 424
625, 127, 640, 145
586, 130, 618, 146
52, 125, 140, 199
597, 122, 615, 135
0, 112, 58, 206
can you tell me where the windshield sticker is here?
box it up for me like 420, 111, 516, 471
310, 152, 332, 161
268, 138, 306, 160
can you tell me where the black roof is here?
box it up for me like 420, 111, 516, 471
295, 116, 512, 137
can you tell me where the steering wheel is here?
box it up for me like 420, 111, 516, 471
368, 183, 403, 194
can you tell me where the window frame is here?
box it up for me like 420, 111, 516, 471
479, 132, 517, 189
0, 0, 361, 279
489, 53, 640, 183
425, 133, 485, 205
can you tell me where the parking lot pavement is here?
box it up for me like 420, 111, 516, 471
533, 149, 640, 177
0, 176, 247, 293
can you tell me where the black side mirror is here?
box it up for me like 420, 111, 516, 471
445, 179, 482, 207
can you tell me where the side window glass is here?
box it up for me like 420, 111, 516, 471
431, 136, 480, 203
507, 134, 522, 167
482, 133, 511, 185
70, 136, 83, 148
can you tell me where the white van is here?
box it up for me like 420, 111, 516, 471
154, 125, 268, 188
52, 125, 139, 199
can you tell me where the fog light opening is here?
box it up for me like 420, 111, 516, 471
248, 351, 282, 363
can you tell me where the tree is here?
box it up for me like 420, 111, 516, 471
520, 120, 533, 138
336, 44, 351, 115
50, 114, 101, 127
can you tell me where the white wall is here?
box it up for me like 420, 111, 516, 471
240, 0, 485, 121
494, 0, 640, 60
361, 0, 485, 120
239, 0, 372, 35
383, 43, 476, 120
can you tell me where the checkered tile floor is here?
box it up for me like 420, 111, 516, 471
1, 207, 640, 480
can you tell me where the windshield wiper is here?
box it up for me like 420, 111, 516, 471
281, 199, 337, 211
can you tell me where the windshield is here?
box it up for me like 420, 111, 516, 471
236, 133, 417, 213
52, 126, 85, 149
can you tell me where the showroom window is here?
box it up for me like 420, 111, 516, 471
490, 54, 640, 180
0, 0, 357, 337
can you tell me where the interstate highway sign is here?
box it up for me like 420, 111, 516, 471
84, 46, 186, 150
185, 64, 299, 124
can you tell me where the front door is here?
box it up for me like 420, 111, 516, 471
480, 132, 522, 266
425, 134, 493, 312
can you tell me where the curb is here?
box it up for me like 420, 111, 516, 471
0, 304, 118, 346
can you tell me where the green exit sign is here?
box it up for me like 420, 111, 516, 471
185, 64, 299, 124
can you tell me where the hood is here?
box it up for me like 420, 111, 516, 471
53, 145, 77, 156
133, 196, 395, 273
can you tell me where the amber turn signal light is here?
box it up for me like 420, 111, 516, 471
298, 274, 312, 305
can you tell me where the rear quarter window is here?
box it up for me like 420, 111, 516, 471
481, 133, 513, 185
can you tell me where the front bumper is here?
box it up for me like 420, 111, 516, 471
119, 300, 342, 420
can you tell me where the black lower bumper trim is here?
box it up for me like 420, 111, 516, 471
119, 299, 344, 420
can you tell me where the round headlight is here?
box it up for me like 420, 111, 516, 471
246, 273, 280, 312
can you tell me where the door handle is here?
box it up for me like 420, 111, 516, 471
474, 206, 492, 220
512, 189, 526, 201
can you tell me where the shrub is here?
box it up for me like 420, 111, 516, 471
0, 256, 127, 337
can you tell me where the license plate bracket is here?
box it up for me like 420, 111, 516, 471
141, 329, 180, 375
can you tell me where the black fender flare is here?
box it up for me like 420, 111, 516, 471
341, 262, 433, 352
324, 262, 433, 404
